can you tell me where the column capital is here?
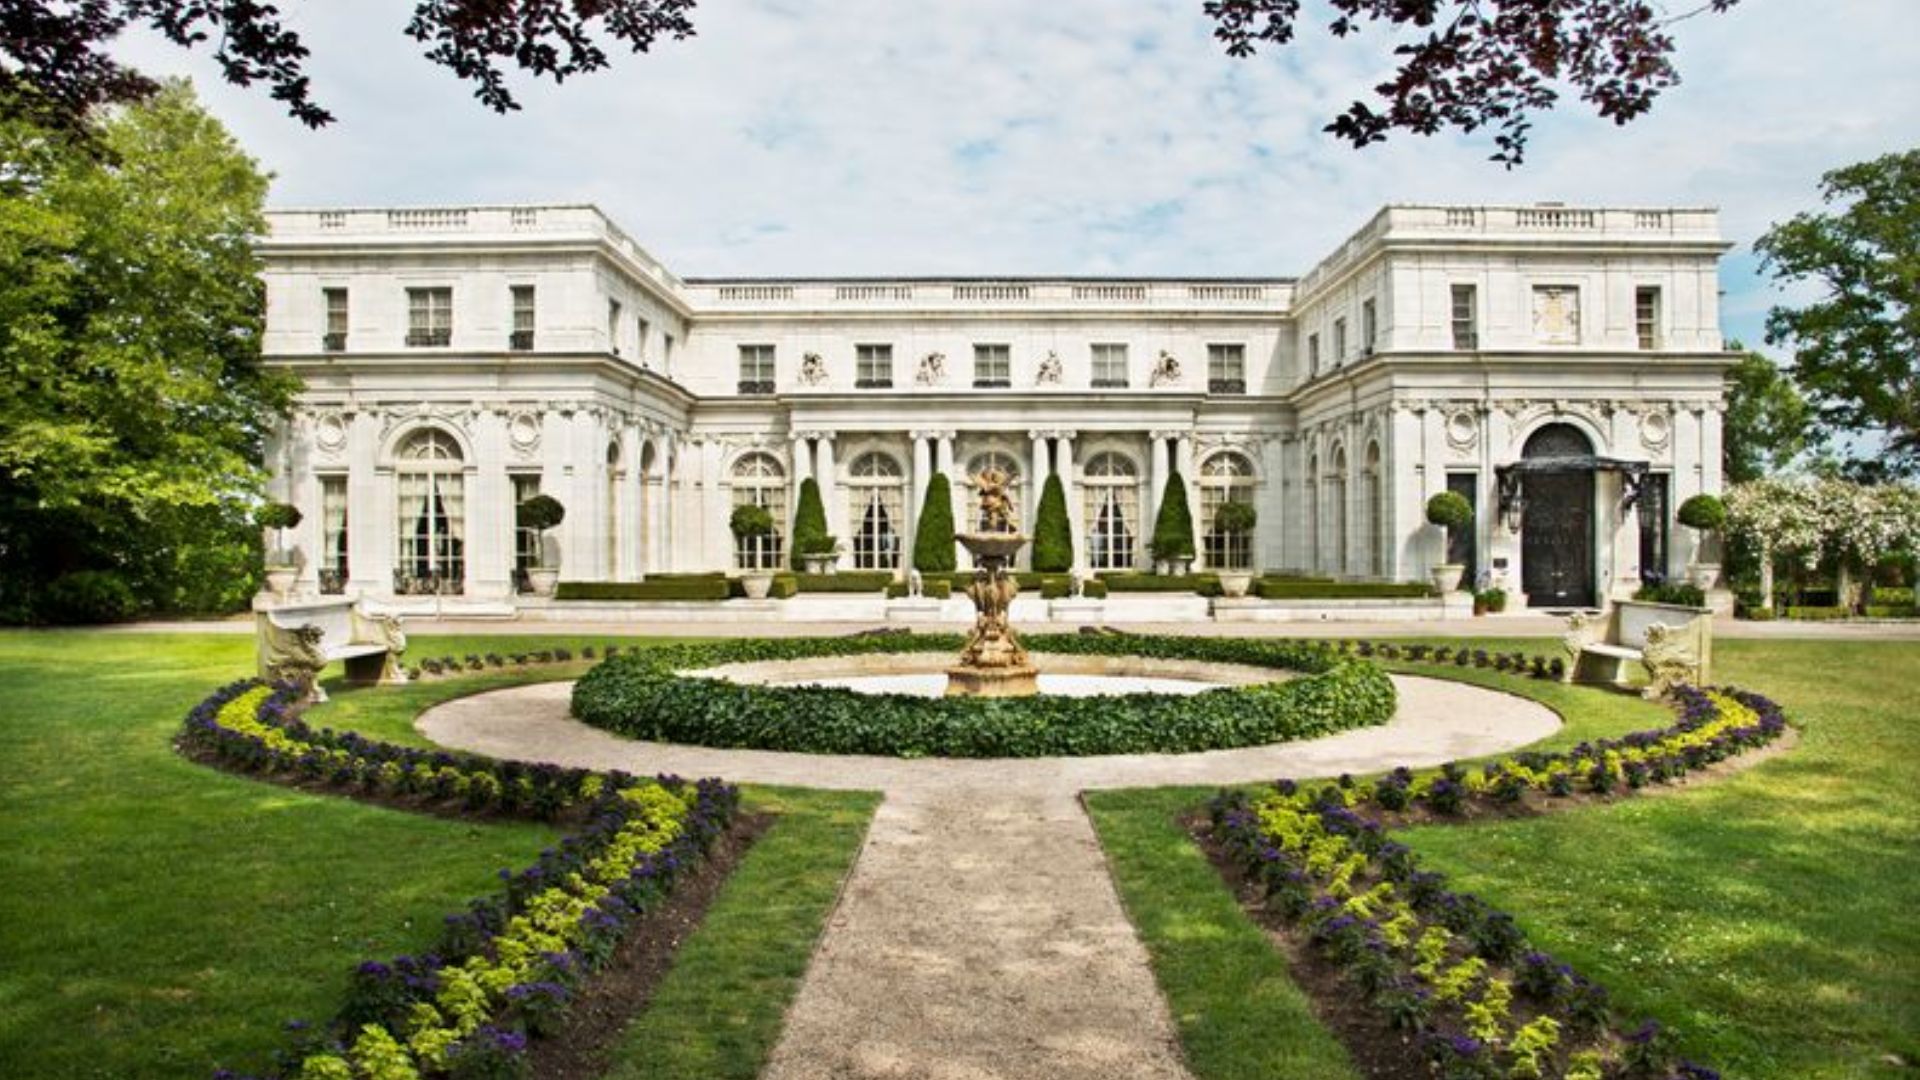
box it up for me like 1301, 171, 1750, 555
1149, 429, 1186, 442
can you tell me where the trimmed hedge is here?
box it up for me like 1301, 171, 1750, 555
886, 579, 954, 600
571, 633, 1397, 758
1031, 474, 1074, 573
913, 473, 958, 573
1635, 581, 1707, 607
727, 573, 799, 599
793, 570, 894, 593
790, 477, 831, 570
1254, 578, 1436, 600
1097, 572, 1222, 594
557, 576, 730, 601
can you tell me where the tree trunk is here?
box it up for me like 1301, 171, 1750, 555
1758, 541, 1774, 612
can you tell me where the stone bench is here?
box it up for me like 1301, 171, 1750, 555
256, 597, 408, 702
1562, 598, 1712, 699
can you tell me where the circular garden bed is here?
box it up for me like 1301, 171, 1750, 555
570, 633, 1396, 758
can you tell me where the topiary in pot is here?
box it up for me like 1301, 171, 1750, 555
789, 477, 831, 570
256, 503, 304, 596
730, 503, 778, 592
1424, 490, 1473, 593
913, 473, 958, 574
1031, 473, 1074, 573
1676, 492, 1727, 592
1150, 471, 1196, 571
516, 494, 567, 595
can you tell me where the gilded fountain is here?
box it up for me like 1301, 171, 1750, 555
947, 464, 1039, 697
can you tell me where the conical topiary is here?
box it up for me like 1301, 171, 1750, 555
1031, 473, 1074, 573
1150, 470, 1196, 563
790, 477, 829, 570
913, 473, 957, 574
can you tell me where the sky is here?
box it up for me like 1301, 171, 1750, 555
116, 0, 1920, 355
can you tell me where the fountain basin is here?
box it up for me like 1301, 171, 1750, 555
697, 651, 1286, 698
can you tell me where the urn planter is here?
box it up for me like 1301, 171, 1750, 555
1218, 570, 1254, 598
739, 571, 775, 600
526, 567, 560, 598
1430, 563, 1467, 594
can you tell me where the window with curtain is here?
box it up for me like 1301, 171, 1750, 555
394, 427, 464, 594
1082, 451, 1139, 570
731, 452, 786, 569
320, 476, 349, 593
848, 452, 905, 570
1200, 452, 1256, 568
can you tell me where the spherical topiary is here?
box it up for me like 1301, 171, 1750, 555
913, 473, 958, 574
1031, 474, 1074, 573
729, 503, 775, 538
1677, 493, 1727, 532
256, 502, 303, 531
1214, 500, 1258, 535
1425, 491, 1473, 533
516, 494, 566, 532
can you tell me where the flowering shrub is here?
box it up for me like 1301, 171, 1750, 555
187, 681, 738, 1079
1210, 687, 1788, 1079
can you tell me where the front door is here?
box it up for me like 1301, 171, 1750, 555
1522, 469, 1594, 607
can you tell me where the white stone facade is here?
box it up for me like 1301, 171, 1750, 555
259, 203, 1733, 610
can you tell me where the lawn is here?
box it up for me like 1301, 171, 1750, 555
1091, 638, 1918, 1080
0, 630, 873, 1080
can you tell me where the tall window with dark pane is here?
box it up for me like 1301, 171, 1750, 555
1446, 472, 1478, 583
1638, 473, 1670, 585
320, 476, 349, 593
511, 475, 541, 592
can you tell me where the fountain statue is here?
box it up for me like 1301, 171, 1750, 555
948, 465, 1040, 697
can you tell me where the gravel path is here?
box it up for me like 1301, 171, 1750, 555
418, 675, 1559, 1079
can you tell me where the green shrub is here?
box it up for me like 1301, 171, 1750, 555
514, 494, 565, 531
1677, 493, 1727, 531
1097, 572, 1220, 593
1255, 578, 1436, 600
1634, 582, 1707, 607
255, 502, 303, 531
1081, 578, 1108, 599
725, 573, 799, 600
790, 478, 831, 568
729, 503, 774, 538
1031, 474, 1074, 572
555, 577, 729, 601
793, 571, 893, 593
1475, 587, 1508, 612
913, 473, 957, 573
571, 634, 1397, 758
886, 579, 954, 600
1150, 471, 1196, 561
1424, 491, 1473, 533
40, 570, 142, 624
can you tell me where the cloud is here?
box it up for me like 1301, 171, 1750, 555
108, 0, 1920, 351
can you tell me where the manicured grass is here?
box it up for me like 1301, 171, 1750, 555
0, 632, 561, 1078
1400, 641, 1920, 1079
1086, 787, 1361, 1080
603, 784, 880, 1080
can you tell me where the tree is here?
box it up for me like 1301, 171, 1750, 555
789, 476, 830, 569
1150, 472, 1196, 564
1203, 0, 1742, 165
1031, 474, 1074, 573
3, 1, 1731, 164
0, 82, 293, 623
912, 473, 957, 574
1756, 149, 1920, 472
1722, 346, 1815, 483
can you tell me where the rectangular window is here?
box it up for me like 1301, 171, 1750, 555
509, 285, 535, 350
1307, 333, 1320, 375
405, 287, 452, 347
1531, 284, 1581, 345
320, 476, 349, 594
1333, 318, 1347, 364
1445, 473, 1478, 584
973, 344, 1011, 388
1638, 473, 1671, 584
1636, 286, 1662, 350
1361, 299, 1377, 355
1450, 284, 1478, 350
1091, 343, 1128, 388
636, 316, 650, 362
1207, 344, 1246, 393
512, 474, 542, 592
738, 344, 775, 394
663, 333, 675, 376
322, 288, 348, 351
607, 299, 623, 354
856, 344, 893, 388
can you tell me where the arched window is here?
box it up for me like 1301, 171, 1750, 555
1082, 451, 1139, 571
731, 451, 786, 570
1200, 452, 1257, 569
395, 427, 465, 595
605, 442, 624, 580
847, 451, 905, 570
1329, 446, 1349, 577
1364, 442, 1383, 578
964, 451, 1023, 532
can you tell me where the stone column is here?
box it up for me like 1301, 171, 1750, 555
1057, 432, 1081, 573
660, 432, 679, 573
1029, 430, 1052, 537
910, 431, 933, 558
468, 409, 513, 599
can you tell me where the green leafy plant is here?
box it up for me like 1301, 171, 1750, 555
255, 502, 303, 531
1214, 500, 1258, 570
1150, 471, 1196, 563
1635, 582, 1707, 607
729, 503, 774, 539
1031, 474, 1074, 573
1677, 493, 1727, 532
514, 494, 565, 532
1426, 490, 1472, 533
1474, 587, 1508, 612
913, 473, 957, 573
789, 478, 831, 568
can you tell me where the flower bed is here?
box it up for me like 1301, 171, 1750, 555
183, 680, 738, 1079
1208, 686, 1790, 1079
570, 633, 1397, 758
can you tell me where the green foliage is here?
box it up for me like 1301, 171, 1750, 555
1474, 587, 1508, 612
514, 493, 565, 531
40, 569, 142, 623
1425, 490, 1474, 533
555, 576, 730, 601
885, 579, 953, 600
1151, 471, 1196, 561
256, 502, 302, 531
1214, 499, 1258, 535
789, 478, 831, 568
0, 83, 292, 623
1676, 493, 1727, 532
792, 571, 892, 593
1724, 347, 1817, 483
1098, 572, 1221, 595
1031, 474, 1074, 572
1757, 149, 1920, 470
1256, 578, 1435, 600
729, 503, 774, 538
1634, 581, 1706, 607
571, 634, 1397, 758
912, 473, 957, 573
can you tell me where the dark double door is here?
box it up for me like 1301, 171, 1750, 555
1521, 469, 1594, 608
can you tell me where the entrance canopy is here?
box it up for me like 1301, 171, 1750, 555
1495, 455, 1653, 527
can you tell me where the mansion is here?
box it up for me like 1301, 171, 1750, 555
258, 202, 1735, 612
